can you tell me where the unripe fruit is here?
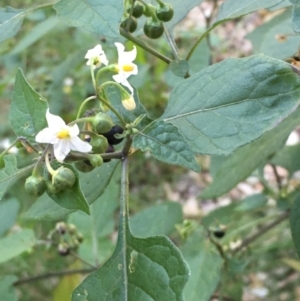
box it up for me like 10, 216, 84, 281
144, 19, 164, 39
75, 161, 95, 173
25, 175, 47, 197
92, 113, 113, 134
46, 181, 62, 194
90, 134, 108, 154
156, 4, 174, 22
56, 222, 67, 235
68, 224, 77, 235
102, 125, 124, 145
120, 16, 138, 33
53, 167, 76, 190
58, 243, 70, 256
127, 2, 144, 18
88, 154, 103, 167
143, 4, 155, 17
76, 232, 84, 243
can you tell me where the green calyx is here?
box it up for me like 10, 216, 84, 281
25, 175, 47, 197
143, 19, 164, 39
53, 167, 76, 190
156, 3, 174, 22
92, 112, 114, 134
120, 15, 138, 33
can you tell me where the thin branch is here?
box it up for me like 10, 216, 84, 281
232, 210, 290, 254
270, 164, 282, 190
13, 268, 96, 286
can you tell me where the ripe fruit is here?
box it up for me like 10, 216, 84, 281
102, 125, 124, 145
144, 19, 164, 39
103, 144, 115, 163
25, 175, 47, 197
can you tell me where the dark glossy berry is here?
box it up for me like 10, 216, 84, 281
156, 4, 174, 22
103, 144, 115, 163
58, 243, 70, 256
92, 113, 113, 134
25, 175, 47, 197
53, 167, 76, 190
120, 16, 137, 33
102, 125, 124, 145
90, 134, 108, 154
127, 2, 144, 18
75, 161, 95, 173
144, 19, 164, 39
88, 154, 103, 167
213, 230, 226, 238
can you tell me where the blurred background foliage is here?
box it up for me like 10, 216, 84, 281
1, 0, 300, 300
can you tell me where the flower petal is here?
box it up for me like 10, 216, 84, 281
69, 124, 80, 137
69, 136, 92, 153
53, 139, 71, 162
121, 46, 137, 63
35, 128, 58, 144
46, 109, 66, 130
115, 42, 125, 57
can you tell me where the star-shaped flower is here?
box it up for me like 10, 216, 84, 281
35, 110, 92, 162
85, 44, 109, 70
112, 42, 138, 95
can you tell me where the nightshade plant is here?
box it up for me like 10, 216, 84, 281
2, 0, 300, 300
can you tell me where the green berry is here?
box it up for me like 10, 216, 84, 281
143, 4, 155, 17
90, 134, 108, 154
58, 243, 70, 256
75, 161, 95, 173
120, 16, 138, 33
92, 113, 113, 134
143, 19, 164, 39
88, 154, 103, 167
53, 167, 76, 190
25, 175, 47, 197
127, 2, 144, 18
46, 181, 62, 194
156, 4, 174, 22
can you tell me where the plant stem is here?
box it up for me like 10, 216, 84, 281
69, 250, 97, 269
76, 96, 97, 119
163, 24, 180, 60
119, 28, 172, 64
90, 65, 97, 92
232, 210, 290, 254
13, 268, 96, 286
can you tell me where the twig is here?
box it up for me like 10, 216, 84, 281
232, 210, 290, 254
270, 164, 282, 190
13, 268, 96, 286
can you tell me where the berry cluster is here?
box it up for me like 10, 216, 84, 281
120, 1, 174, 39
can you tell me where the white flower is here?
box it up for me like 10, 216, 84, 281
35, 110, 92, 162
112, 42, 138, 95
122, 96, 136, 111
85, 44, 108, 70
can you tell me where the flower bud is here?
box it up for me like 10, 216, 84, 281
53, 167, 76, 190
88, 154, 103, 167
25, 175, 47, 197
92, 113, 113, 134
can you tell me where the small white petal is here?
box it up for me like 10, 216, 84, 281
53, 139, 71, 162
69, 124, 80, 137
112, 73, 124, 83
69, 136, 92, 153
115, 42, 125, 56
100, 54, 109, 66
121, 46, 137, 63
46, 109, 66, 129
35, 128, 58, 144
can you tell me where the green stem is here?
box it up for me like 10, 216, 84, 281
119, 28, 172, 64
76, 96, 97, 119
95, 66, 114, 88
67, 116, 94, 126
90, 65, 97, 92
32, 144, 50, 177
45, 150, 56, 177
186, 20, 226, 61
163, 24, 180, 60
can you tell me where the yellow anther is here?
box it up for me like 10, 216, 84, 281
57, 129, 70, 139
122, 64, 134, 72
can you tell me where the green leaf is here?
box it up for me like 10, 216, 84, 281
105, 85, 152, 130
201, 107, 300, 198
53, 0, 123, 38
0, 7, 26, 42
10, 69, 48, 142
47, 164, 89, 215
162, 54, 300, 156
292, 3, 300, 32
247, 9, 298, 60
0, 276, 18, 301
0, 229, 35, 265
169, 60, 190, 77
271, 143, 300, 175
133, 120, 200, 172
10, 16, 60, 55
0, 154, 33, 200
290, 194, 300, 257
72, 160, 189, 301
130, 202, 183, 238
217, 0, 283, 21
181, 227, 223, 301
23, 160, 119, 220
0, 198, 19, 237
235, 193, 267, 212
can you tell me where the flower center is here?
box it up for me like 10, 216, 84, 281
122, 64, 134, 72
57, 129, 70, 139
